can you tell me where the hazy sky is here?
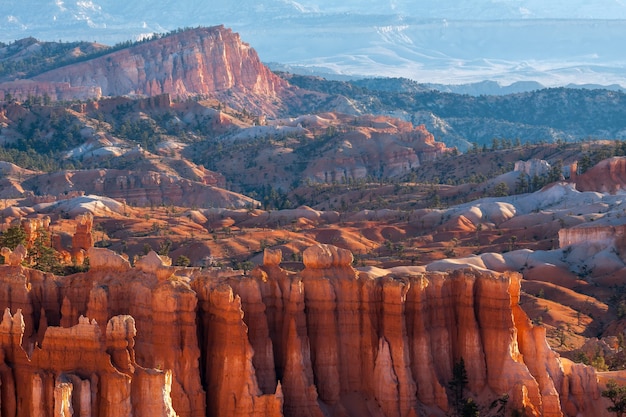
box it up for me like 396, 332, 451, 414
2, 0, 625, 86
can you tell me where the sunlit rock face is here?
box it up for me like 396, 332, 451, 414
576, 156, 626, 194
2, 26, 290, 115
0, 244, 605, 416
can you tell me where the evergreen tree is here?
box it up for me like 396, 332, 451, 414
29, 228, 62, 273
174, 255, 191, 267
531, 175, 544, 191
515, 174, 530, 194
603, 380, 626, 417
548, 160, 564, 182
578, 154, 592, 174
449, 358, 469, 415
0, 224, 26, 250
462, 398, 480, 417
493, 182, 509, 197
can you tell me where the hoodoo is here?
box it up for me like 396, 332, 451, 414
0, 244, 607, 416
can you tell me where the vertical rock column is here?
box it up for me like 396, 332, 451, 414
53, 376, 74, 417
274, 275, 324, 417
374, 336, 404, 417
359, 276, 382, 401
329, 265, 363, 394
229, 277, 277, 394
405, 275, 448, 410
131, 368, 177, 417
0, 309, 25, 417
257, 248, 288, 381
450, 270, 487, 392
424, 274, 455, 385
511, 272, 566, 417
301, 244, 351, 404
67, 374, 92, 417
0, 267, 34, 339
474, 270, 543, 415
204, 284, 282, 417
377, 276, 418, 417
282, 318, 325, 417
130, 280, 206, 417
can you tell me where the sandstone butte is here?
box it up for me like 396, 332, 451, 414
0, 243, 610, 417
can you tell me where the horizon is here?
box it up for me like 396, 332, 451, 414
2, 1, 626, 89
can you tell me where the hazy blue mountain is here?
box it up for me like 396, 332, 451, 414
1, 1, 625, 89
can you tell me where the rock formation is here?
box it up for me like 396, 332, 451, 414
575, 156, 626, 193
21, 217, 51, 247
300, 116, 447, 184
559, 224, 626, 248
72, 212, 94, 256
0, 244, 609, 416
22, 169, 257, 209
515, 159, 551, 178
14, 26, 289, 115
0, 310, 177, 417
0, 244, 27, 266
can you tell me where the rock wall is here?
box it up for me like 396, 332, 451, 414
558, 224, 626, 248
0, 245, 607, 417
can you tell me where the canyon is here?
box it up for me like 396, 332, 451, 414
1, 24, 626, 417
0, 242, 609, 416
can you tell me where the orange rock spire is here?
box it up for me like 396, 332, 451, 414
0, 244, 608, 416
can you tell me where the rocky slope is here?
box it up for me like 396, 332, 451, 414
0, 95, 450, 196
21, 168, 257, 209
0, 243, 609, 416
197, 112, 449, 191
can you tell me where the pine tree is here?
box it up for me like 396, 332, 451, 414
602, 380, 626, 417
493, 182, 509, 197
462, 398, 480, 417
515, 174, 529, 194
29, 228, 62, 274
449, 358, 469, 415
0, 225, 26, 250
578, 154, 592, 174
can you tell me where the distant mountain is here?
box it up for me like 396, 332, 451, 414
282, 73, 626, 150
352, 79, 549, 96
2, 1, 625, 88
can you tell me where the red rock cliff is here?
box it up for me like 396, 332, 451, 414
0, 245, 607, 416
23, 26, 290, 114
